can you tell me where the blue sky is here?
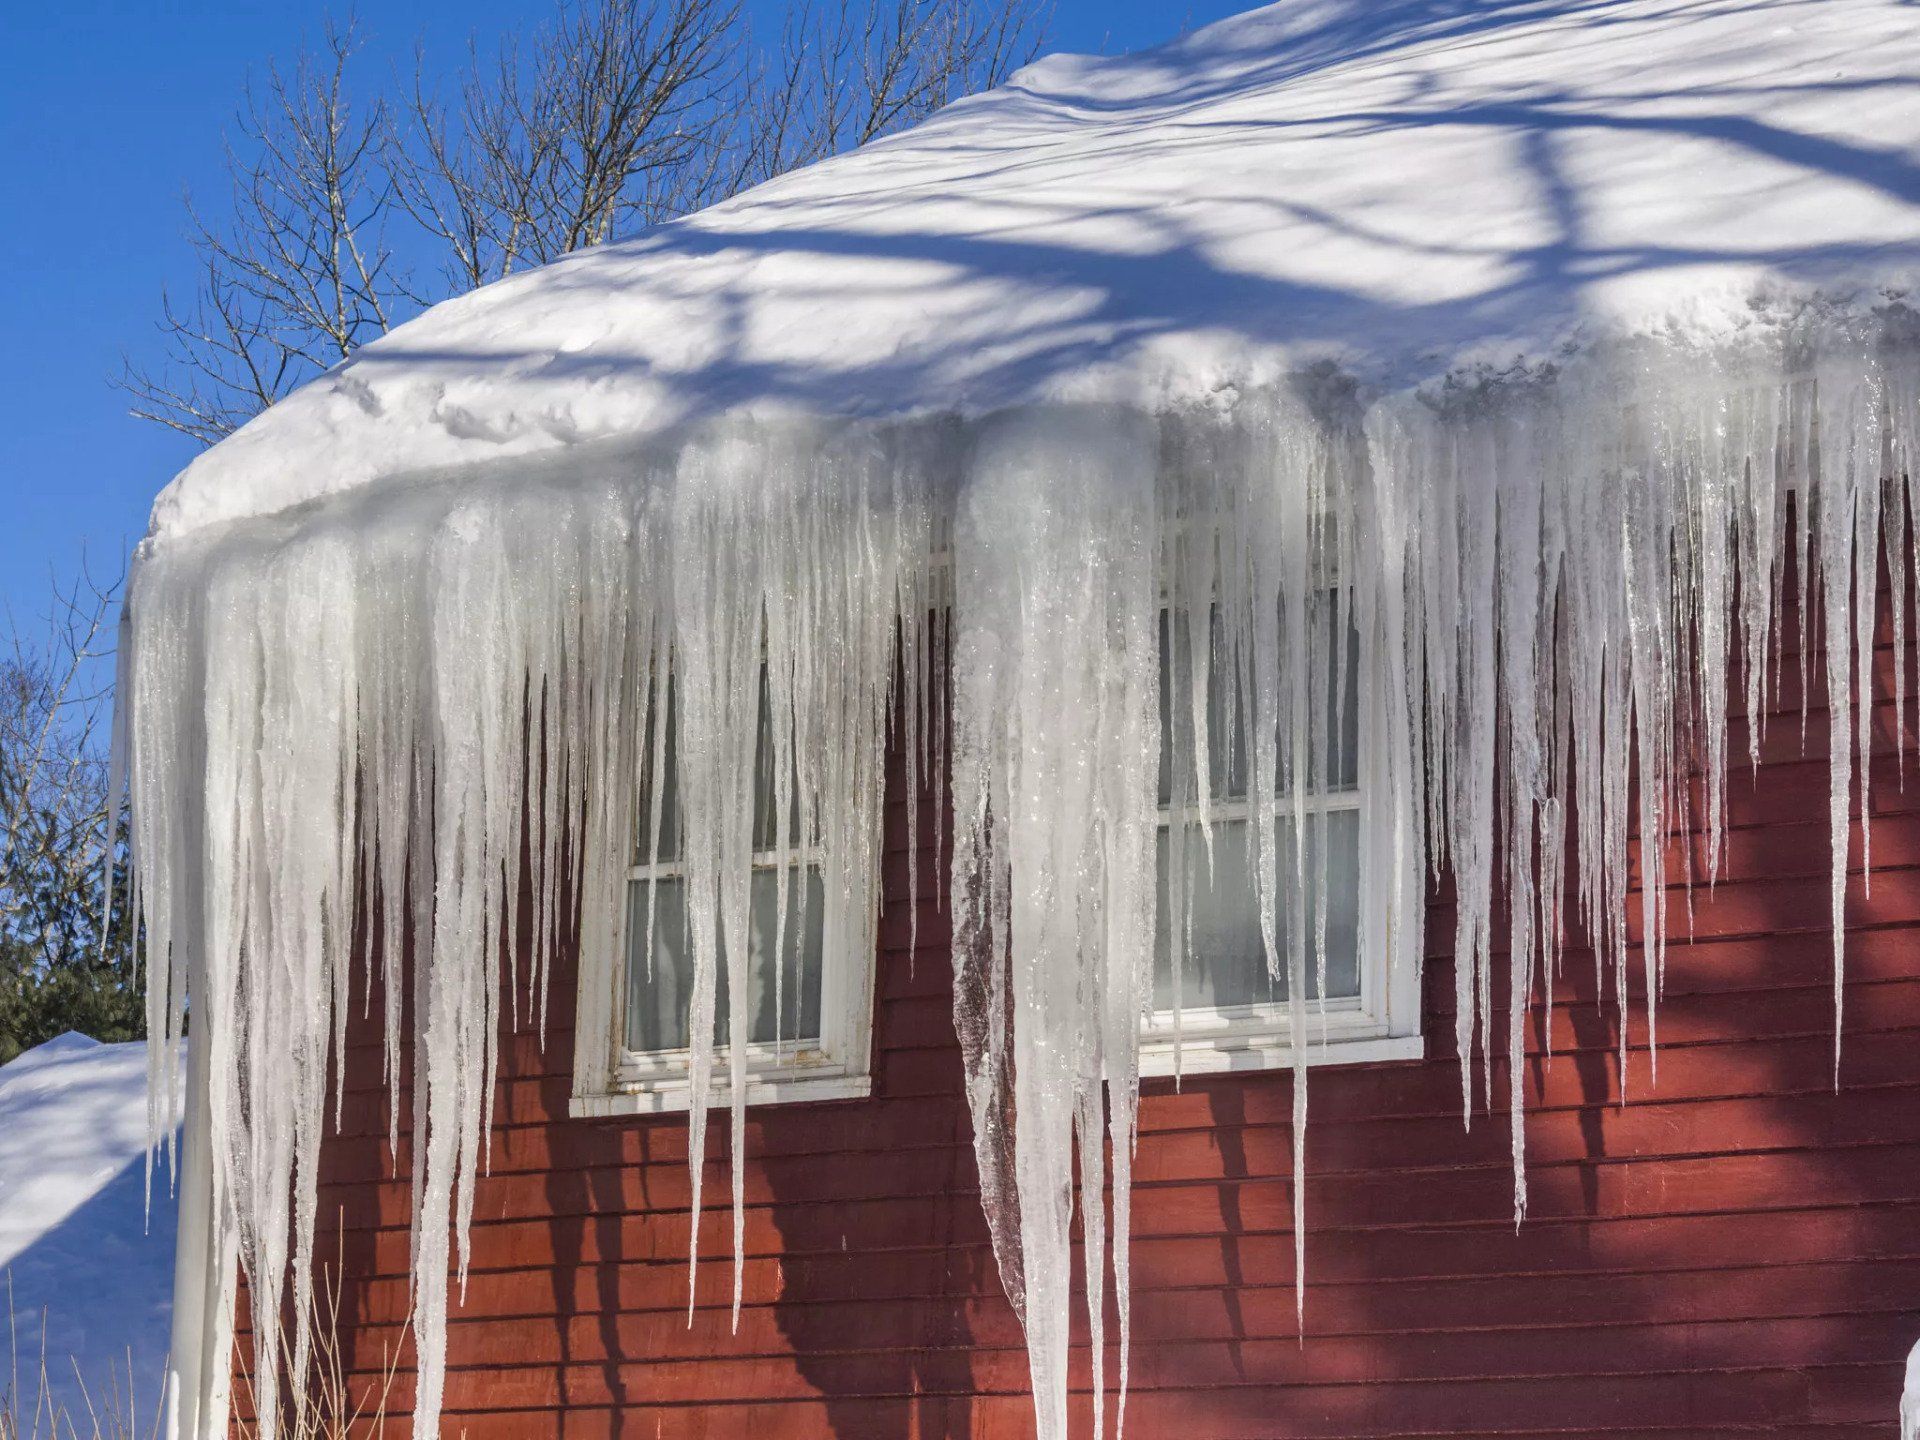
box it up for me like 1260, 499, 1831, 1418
0, 0, 1245, 626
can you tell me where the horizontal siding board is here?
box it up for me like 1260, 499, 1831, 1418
313, 1081, 1920, 1205
412, 1365, 1832, 1432
270, 1200, 1920, 1320
309, 1272, 1920, 1370
323, 1021, 1920, 1155
300, 1133, 1920, 1247
263, 628, 1920, 1436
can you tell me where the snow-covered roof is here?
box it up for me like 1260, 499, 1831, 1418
153, 0, 1920, 538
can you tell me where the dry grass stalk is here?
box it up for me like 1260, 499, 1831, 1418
2, 1272, 160, 1440
231, 1257, 407, 1440
3, 1259, 404, 1440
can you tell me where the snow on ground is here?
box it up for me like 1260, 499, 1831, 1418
151, 0, 1920, 540
0, 1034, 178, 1424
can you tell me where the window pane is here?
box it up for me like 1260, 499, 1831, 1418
1152, 808, 1361, 1009
1159, 609, 1241, 802
624, 867, 826, 1053
634, 670, 806, 864
635, 680, 681, 865
1158, 604, 1361, 805
750, 684, 807, 852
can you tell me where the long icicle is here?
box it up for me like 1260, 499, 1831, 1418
127, 322, 1919, 1440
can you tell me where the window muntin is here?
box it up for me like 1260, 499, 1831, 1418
587, 671, 876, 1111
623, 868, 827, 1053
1152, 807, 1362, 1013
1145, 601, 1413, 1072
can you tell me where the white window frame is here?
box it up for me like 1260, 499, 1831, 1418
570, 739, 880, 1120
1138, 615, 1422, 1080
573, 589, 1418, 1114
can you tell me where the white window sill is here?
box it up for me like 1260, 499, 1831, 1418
570, 1068, 872, 1118
573, 1030, 1425, 1115
1139, 1029, 1423, 1079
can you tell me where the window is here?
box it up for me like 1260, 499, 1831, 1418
572, 593, 1417, 1117
1141, 603, 1420, 1077
571, 675, 878, 1117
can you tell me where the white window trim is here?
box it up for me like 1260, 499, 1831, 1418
1139, 619, 1423, 1080
571, 830, 879, 1118
574, 591, 1420, 1115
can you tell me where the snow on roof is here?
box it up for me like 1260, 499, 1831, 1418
0, 1034, 178, 1420
153, 0, 1920, 538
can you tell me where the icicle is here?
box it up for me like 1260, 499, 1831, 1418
126, 311, 1920, 1440
127, 439, 928, 1438
669, 423, 930, 1327
950, 406, 1159, 1440
1903, 1335, 1920, 1440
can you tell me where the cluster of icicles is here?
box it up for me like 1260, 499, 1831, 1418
120, 318, 1919, 1440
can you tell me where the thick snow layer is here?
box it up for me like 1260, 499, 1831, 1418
151, 0, 1920, 540
0, 1034, 179, 1423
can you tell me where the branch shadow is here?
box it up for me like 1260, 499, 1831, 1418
174, 0, 1920, 532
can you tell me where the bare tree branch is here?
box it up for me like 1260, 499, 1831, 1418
119, 18, 399, 444
0, 565, 123, 965
386, 0, 742, 286
733, 0, 1046, 187
125, 0, 1048, 445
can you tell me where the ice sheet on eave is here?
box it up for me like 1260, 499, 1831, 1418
150, 0, 1920, 540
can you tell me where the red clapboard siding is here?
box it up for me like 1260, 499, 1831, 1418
253, 598, 1920, 1439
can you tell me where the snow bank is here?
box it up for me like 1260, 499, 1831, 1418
0, 1034, 179, 1422
120, 3, 1920, 1440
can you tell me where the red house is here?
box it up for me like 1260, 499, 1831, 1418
128, 1, 1920, 1436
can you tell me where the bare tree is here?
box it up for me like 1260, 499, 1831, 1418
120, 20, 400, 446
123, 0, 1046, 446
0, 565, 134, 1065
734, 0, 1045, 188
387, 0, 743, 289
